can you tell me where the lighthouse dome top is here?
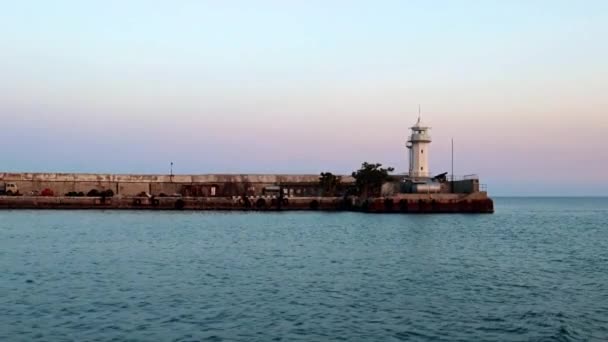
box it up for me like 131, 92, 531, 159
411, 116, 431, 130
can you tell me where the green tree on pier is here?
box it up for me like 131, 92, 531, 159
351, 162, 395, 197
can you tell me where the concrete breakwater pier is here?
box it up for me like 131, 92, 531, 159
0, 172, 493, 213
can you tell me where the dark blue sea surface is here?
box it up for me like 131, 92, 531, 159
1, 198, 608, 341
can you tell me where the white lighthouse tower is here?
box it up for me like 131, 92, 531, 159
406, 112, 432, 178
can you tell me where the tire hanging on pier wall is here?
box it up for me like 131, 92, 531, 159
399, 199, 408, 213
418, 199, 426, 213
384, 198, 394, 212
309, 200, 319, 210
361, 200, 370, 212
431, 199, 438, 212
243, 196, 251, 208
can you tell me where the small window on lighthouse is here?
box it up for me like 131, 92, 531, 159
421, 167, 424, 171
421, 150, 424, 154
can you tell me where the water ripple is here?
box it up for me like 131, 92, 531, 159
1, 198, 608, 341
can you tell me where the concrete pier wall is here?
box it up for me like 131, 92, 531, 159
0, 173, 354, 197
0, 172, 493, 213
0, 193, 493, 213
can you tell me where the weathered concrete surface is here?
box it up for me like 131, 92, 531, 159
0, 172, 493, 213
0, 196, 344, 211
0, 173, 355, 197
364, 192, 494, 213
0, 193, 493, 213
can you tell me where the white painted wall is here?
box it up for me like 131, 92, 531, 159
407, 120, 432, 178
410, 141, 430, 177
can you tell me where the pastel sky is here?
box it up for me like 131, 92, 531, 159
1, 1, 607, 196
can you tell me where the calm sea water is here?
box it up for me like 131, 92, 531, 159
1, 198, 607, 341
